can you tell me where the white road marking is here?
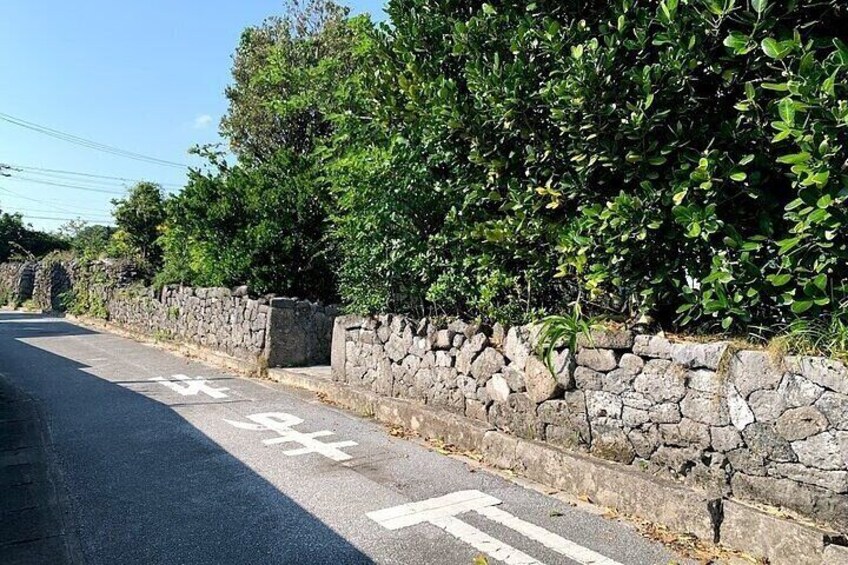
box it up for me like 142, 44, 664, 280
225, 412, 357, 462
367, 490, 625, 565
150, 374, 229, 399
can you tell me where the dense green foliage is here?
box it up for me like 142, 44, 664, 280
0, 209, 68, 261
111, 182, 166, 264
329, 0, 848, 330
58, 220, 115, 260
134, 0, 848, 334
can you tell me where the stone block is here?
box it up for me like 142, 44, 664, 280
680, 390, 730, 426
485, 374, 511, 404
573, 366, 603, 390
792, 432, 845, 470
524, 355, 561, 403
576, 348, 618, 372
503, 327, 531, 370
788, 356, 848, 395
776, 406, 828, 441
632, 335, 672, 359
470, 347, 505, 384
816, 391, 848, 431
576, 328, 634, 349
671, 341, 728, 370
729, 350, 785, 399
488, 393, 542, 440
634, 360, 686, 403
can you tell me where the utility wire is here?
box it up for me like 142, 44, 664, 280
0, 112, 189, 168
0, 185, 112, 216
5, 175, 127, 195
4, 164, 183, 188
17, 214, 115, 224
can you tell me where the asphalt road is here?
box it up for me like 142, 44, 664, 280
0, 312, 685, 565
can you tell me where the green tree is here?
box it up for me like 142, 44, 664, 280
111, 182, 166, 264
58, 220, 114, 260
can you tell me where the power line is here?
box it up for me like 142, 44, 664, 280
18, 214, 115, 224
4, 164, 183, 188
0, 185, 112, 216
0, 112, 189, 169
5, 175, 127, 195
2, 206, 112, 220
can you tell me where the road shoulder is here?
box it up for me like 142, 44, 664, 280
0, 375, 82, 565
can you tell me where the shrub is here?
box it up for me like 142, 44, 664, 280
331, 0, 848, 329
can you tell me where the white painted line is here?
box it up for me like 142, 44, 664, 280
151, 374, 229, 399
430, 515, 542, 565
478, 506, 623, 565
367, 490, 625, 565
367, 490, 500, 529
224, 412, 358, 462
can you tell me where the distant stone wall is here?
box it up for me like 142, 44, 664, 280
0, 261, 36, 305
333, 315, 848, 533
64, 259, 337, 367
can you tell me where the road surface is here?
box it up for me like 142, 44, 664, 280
0, 312, 684, 564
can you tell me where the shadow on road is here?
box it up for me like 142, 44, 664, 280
0, 312, 372, 564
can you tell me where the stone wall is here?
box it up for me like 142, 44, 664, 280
65, 260, 336, 367
32, 258, 75, 311
0, 261, 36, 305
333, 315, 848, 533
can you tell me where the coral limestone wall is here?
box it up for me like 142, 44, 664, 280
333, 315, 848, 532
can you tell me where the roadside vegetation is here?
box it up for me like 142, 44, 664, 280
46, 1, 848, 355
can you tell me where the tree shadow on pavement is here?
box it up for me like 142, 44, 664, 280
0, 313, 373, 565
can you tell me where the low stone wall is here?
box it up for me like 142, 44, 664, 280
0, 261, 36, 305
333, 315, 848, 534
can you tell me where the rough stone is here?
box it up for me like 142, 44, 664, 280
747, 389, 787, 423
792, 432, 845, 470
573, 366, 603, 390
634, 361, 686, 403
648, 403, 681, 424
469, 347, 505, 384
601, 368, 637, 395
485, 374, 511, 404
816, 391, 848, 430
590, 423, 636, 464
503, 327, 531, 370
687, 369, 721, 395
651, 445, 704, 475
621, 391, 652, 410
622, 406, 650, 428
729, 350, 784, 399
576, 348, 618, 372
671, 341, 728, 370
726, 383, 755, 431
501, 365, 526, 392
659, 419, 710, 449
617, 353, 644, 375
743, 422, 797, 463
586, 391, 623, 420
524, 355, 561, 404
680, 390, 730, 426
577, 328, 634, 350
632, 335, 672, 359
779, 373, 824, 408
456, 333, 488, 374
710, 426, 743, 452
465, 399, 488, 422
628, 426, 660, 459
772, 463, 848, 493
791, 356, 848, 395
488, 393, 542, 440
775, 407, 829, 441
550, 350, 575, 389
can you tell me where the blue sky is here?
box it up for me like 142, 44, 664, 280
0, 1, 385, 232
